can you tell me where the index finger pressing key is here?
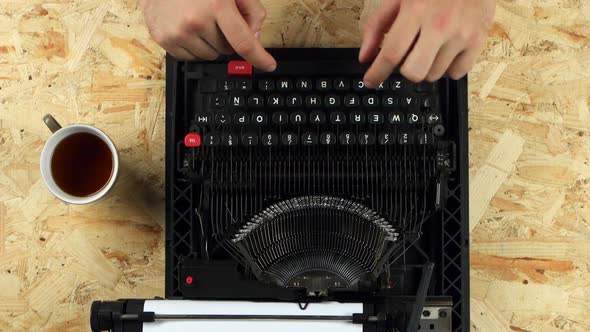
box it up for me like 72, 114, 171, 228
216, 2, 276, 71
363, 7, 422, 87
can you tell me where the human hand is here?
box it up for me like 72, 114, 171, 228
139, 0, 276, 71
360, 0, 496, 87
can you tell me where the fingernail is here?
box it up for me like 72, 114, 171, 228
266, 63, 276, 72
254, 31, 261, 40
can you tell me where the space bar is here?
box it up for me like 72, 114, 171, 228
253, 61, 370, 76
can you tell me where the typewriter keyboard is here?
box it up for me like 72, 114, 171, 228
183, 61, 446, 148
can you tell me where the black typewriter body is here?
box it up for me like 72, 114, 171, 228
161, 49, 469, 332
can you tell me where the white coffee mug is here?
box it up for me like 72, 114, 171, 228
40, 114, 119, 205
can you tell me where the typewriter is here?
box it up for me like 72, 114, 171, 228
91, 49, 469, 332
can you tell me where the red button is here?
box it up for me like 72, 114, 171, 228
184, 133, 201, 147
228, 61, 252, 76
185, 276, 193, 285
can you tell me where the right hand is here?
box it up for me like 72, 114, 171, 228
139, 0, 277, 71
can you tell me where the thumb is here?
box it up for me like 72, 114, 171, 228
235, 0, 267, 33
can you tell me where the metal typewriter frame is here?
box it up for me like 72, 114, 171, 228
164, 49, 469, 332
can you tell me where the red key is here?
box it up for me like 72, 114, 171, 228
184, 133, 201, 147
185, 275, 194, 285
228, 61, 252, 76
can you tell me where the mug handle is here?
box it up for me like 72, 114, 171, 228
43, 114, 62, 133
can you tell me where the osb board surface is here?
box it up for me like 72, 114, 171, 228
0, 0, 589, 331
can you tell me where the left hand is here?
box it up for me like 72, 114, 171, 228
360, 0, 496, 87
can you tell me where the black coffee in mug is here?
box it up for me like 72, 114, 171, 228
51, 132, 113, 197
41, 114, 119, 204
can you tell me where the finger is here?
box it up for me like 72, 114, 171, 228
446, 30, 487, 80
168, 46, 198, 60
359, 0, 400, 63
203, 25, 234, 55
446, 46, 480, 80
399, 29, 446, 82
235, 0, 267, 33
182, 36, 220, 60
363, 6, 421, 88
216, 1, 276, 71
425, 40, 464, 81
